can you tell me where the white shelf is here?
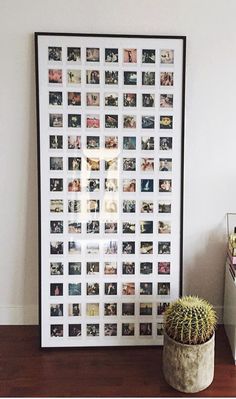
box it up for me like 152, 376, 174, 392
223, 264, 236, 364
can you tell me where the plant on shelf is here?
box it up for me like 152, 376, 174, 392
163, 295, 217, 394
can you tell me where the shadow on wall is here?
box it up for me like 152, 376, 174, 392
184, 220, 228, 323
23, 34, 38, 324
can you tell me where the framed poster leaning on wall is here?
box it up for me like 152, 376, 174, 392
35, 32, 186, 348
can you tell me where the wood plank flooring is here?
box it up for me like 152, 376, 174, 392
0, 325, 235, 397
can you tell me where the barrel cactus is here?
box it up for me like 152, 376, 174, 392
164, 296, 217, 345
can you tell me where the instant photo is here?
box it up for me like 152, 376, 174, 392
68, 92, 81, 106
142, 72, 155, 86
68, 221, 81, 234
140, 303, 152, 315
104, 262, 117, 274
122, 303, 135, 316
50, 304, 63, 317
123, 136, 136, 150
69, 324, 82, 337
87, 283, 99, 296
48, 46, 62, 61
49, 91, 62, 106
68, 200, 81, 213
68, 157, 81, 171
48, 69, 62, 84
160, 72, 174, 86
123, 200, 136, 213
122, 262, 135, 275
86, 179, 100, 192
104, 303, 117, 316
50, 221, 63, 234
140, 241, 153, 254
86, 303, 99, 316
160, 94, 173, 108
67, 69, 81, 84
68, 114, 81, 128
158, 282, 170, 296
122, 323, 135, 336
68, 262, 81, 275
105, 71, 118, 85
51, 325, 63, 337
50, 241, 63, 255
105, 48, 118, 63
87, 136, 100, 149
122, 241, 135, 254
158, 241, 171, 254
140, 200, 153, 213
68, 303, 81, 316
123, 93, 136, 107
69, 283, 81, 296
50, 199, 63, 213
86, 70, 100, 84
50, 283, 63, 296
105, 136, 118, 149
49, 135, 63, 149
105, 93, 118, 106
86, 92, 100, 106
105, 282, 117, 295
142, 49, 155, 63
49, 113, 63, 128
158, 262, 171, 275
158, 201, 171, 213
87, 324, 99, 337
104, 324, 117, 336
123, 158, 136, 171
140, 262, 153, 274
50, 157, 63, 170
141, 136, 154, 150
86, 47, 100, 62
122, 283, 135, 295
123, 48, 137, 63
140, 323, 152, 336
142, 94, 155, 107
50, 262, 63, 275
68, 135, 81, 149
87, 220, 100, 234
122, 222, 135, 234
67, 47, 81, 62
160, 115, 173, 129
159, 137, 172, 151
124, 71, 137, 85
104, 222, 118, 234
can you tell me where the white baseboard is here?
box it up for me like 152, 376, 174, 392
0, 305, 38, 325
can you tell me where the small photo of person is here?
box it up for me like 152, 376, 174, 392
158, 221, 171, 234
140, 262, 153, 275
67, 69, 81, 84
86, 243, 99, 255
159, 158, 172, 171
158, 262, 171, 275
50, 199, 63, 213
49, 91, 62, 106
123, 200, 136, 213
104, 200, 118, 213
68, 135, 81, 149
50, 283, 63, 296
68, 178, 81, 192
123, 115, 136, 129
67, 47, 81, 62
50, 262, 63, 275
105, 48, 118, 63
104, 262, 117, 274
123, 136, 136, 150
160, 94, 173, 108
140, 282, 152, 295
68, 157, 81, 171
105, 70, 119, 85
68, 221, 81, 234
105, 178, 118, 192
86, 303, 99, 316
158, 282, 170, 296
86, 157, 100, 171
68, 241, 81, 255
86, 179, 100, 192
87, 283, 99, 296
123, 48, 137, 63
87, 136, 100, 149
141, 158, 154, 171
105, 93, 118, 107
141, 179, 154, 192
142, 49, 155, 63
87, 262, 99, 275
158, 201, 171, 214
105, 158, 118, 171
69, 324, 82, 337
50, 325, 63, 337
48, 69, 62, 84
159, 137, 172, 151
157, 302, 170, 316
124, 71, 137, 85
140, 303, 152, 315
157, 323, 164, 336
141, 136, 154, 150
105, 136, 118, 149
122, 283, 135, 295
140, 323, 152, 336
50, 178, 63, 192
142, 115, 155, 129
68, 262, 81, 275
86, 92, 100, 107
159, 179, 172, 193
142, 71, 155, 86
87, 220, 100, 234
68, 114, 81, 128
140, 221, 153, 234
123, 158, 136, 171
86, 70, 100, 84
104, 323, 117, 336
50, 241, 63, 255
50, 304, 63, 317
105, 114, 118, 128
160, 72, 174, 86
49, 113, 63, 128
122, 241, 135, 254
123, 93, 137, 107
160, 49, 174, 64
160, 115, 173, 129
140, 200, 154, 214
122, 323, 135, 336
68, 199, 81, 213
104, 241, 118, 255
50, 157, 63, 170
123, 179, 136, 192
86, 47, 100, 62
140, 241, 153, 254
87, 200, 100, 213
122, 262, 135, 275
50, 220, 63, 234
68, 92, 81, 106
158, 241, 171, 254
48, 46, 62, 61
122, 222, 135, 234
122, 303, 135, 316
50, 135, 63, 149
142, 94, 155, 107
87, 324, 99, 337
68, 303, 81, 316
104, 303, 117, 316
104, 222, 118, 234
104, 282, 117, 295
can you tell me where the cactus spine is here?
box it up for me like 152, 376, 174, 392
164, 296, 217, 345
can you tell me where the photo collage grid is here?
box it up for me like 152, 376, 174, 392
40, 37, 182, 345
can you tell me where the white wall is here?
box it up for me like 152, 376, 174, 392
0, 0, 234, 324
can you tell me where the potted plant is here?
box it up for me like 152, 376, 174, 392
163, 296, 217, 393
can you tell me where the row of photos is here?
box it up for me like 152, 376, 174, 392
46, 44, 175, 341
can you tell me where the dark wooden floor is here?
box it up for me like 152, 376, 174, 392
0, 325, 235, 397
